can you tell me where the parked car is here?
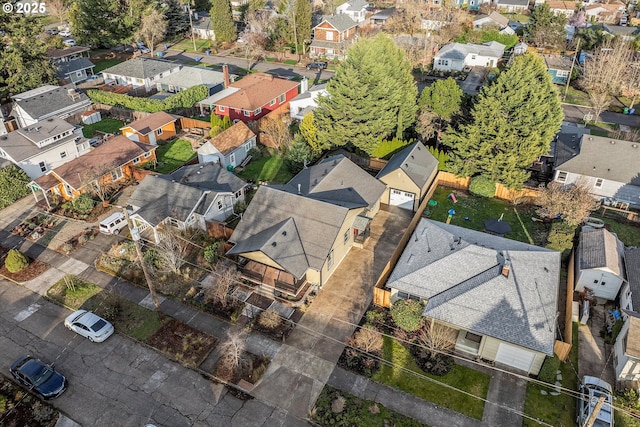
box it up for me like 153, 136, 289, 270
45, 29, 58, 35
58, 29, 71, 37
64, 310, 114, 342
577, 376, 613, 427
86, 74, 102, 82
10, 356, 67, 400
99, 211, 128, 235
306, 61, 328, 71
138, 46, 150, 54
63, 38, 76, 47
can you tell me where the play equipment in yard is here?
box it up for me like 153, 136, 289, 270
447, 209, 455, 224
428, 199, 438, 207
448, 193, 458, 203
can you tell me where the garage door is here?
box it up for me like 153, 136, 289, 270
389, 189, 415, 210
495, 343, 535, 372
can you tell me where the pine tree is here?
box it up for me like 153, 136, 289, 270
526, 3, 567, 50
292, 0, 311, 54
315, 34, 418, 155
418, 77, 463, 143
442, 52, 563, 189
211, 0, 237, 43
163, 0, 190, 37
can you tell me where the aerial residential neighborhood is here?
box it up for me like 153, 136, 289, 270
1, 0, 640, 425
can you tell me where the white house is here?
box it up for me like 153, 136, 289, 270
575, 227, 625, 301
197, 121, 256, 168
101, 58, 182, 92
0, 117, 90, 180
192, 12, 215, 40
615, 248, 640, 384
386, 219, 560, 375
473, 12, 516, 34
433, 41, 505, 72
289, 80, 328, 120
11, 85, 92, 129
553, 135, 640, 207
546, 0, 577, 18
127, 163, 249, 243
336, 0, 368, 23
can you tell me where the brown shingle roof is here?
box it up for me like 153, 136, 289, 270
35, 135, 155, 190
547, 0, 576, 10
210, 121, 256, 155
123, 112, 177, 136
215, 73, 299, 110
625, 313, 640, 358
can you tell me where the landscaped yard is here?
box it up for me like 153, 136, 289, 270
92, 58, 125, 74
372, 337, 490, 420
170, 38, 212, 53
428, 186, 546, 245
81, 118, 125, 138
153, 139, 197, 174
601, 216, 640, 247
523, 323, 578, 426
561, 86, 591, 107
237, 155, 293, 184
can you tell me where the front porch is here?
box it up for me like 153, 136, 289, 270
238, 259, 309, 302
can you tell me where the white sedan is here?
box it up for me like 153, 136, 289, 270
64, 310, 114, 342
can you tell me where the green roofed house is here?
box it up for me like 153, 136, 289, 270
386, 219, 560, 375
227, 154, 386, 300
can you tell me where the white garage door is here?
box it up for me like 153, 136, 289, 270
495, 343, 535, 372
389, 189, 415, 210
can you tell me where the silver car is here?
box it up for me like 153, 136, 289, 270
64, 310, 114, 342
577, 375, 614, 427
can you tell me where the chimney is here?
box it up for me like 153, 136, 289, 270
297, 183, 301, 194
300, 77, 309, 94
222, 64, 230, 88
501, 260, 510, 278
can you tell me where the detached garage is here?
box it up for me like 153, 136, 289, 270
377, 143, 438, 212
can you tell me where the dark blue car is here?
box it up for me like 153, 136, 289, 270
10, 355, 67, 399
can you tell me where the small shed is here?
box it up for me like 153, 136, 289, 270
81, 110, 101, 125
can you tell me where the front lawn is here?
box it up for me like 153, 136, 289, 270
47, 275, 103, 309
92, 58, 125, 74
562, 86, 591, 107
523, 323, 578, 426
428, 186, 546, 245
237, 155, 293, 184
601, 216, 640, 247
81, 118, 125, 138
169, 38, 212, 53
153, 139, 197, 174
372, 337, 490, 420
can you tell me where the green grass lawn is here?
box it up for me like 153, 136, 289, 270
237, 155, 293, 184
523, 323, 579, 426
562, 86, 591, 106
154, 139, 197, 174
428, 186, 546, 245
508, 13, 530, 23
92, 58, 125, 74
372, 337, 490, 420
600, 216, 640, 247
47, 275, 103, 309
169, 38, 212, 53
81, 118, 125, 138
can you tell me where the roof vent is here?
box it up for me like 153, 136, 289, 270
271, 242, 277, 247
196, 171, 200, 174
410, 155, 414, 159
610, 140, 615, 144
282, 231, 287, 236
47, 118, 54, 122
589, 137, 593, 140
200, 165, 204, 168
633, 144, 638, 148
404, 163, 409, 168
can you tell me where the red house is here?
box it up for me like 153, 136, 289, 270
198, 73, 300, 122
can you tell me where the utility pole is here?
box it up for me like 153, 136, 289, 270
121, 207, 161, 312
563, 37, 581, 102
188, 3, 197, 53
583, 395, 606, 427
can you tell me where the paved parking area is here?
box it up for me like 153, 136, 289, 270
459, 67, 486, 96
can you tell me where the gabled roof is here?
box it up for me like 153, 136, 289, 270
46, 46, 91, 60
282, 154, 386, 210
34, 135, 155, 190
339, 0, 368, 11
579, 228, 624, 276
496, 0, 529, 6
0, 117, 77, 162
474, 11, 510, 27
203, 121, 256, 156
387, 219, 560, 355
624, 247, 640, 313
56, 57, 95, 78
376, 143, 438, 190
436, 41, 506, 61
167, 162, 247, 193
546, 0, 576, 10
102, 57, 180, 80
128, 175, 207, 226
557, 135, 640, 185
318, 14, 359, 32
370, 7, 396, 20
122, 112, 177, 136
155, 66, 229, 89
623, 312, 640, 359
543, 54, 573, 71
213, 73, 299, 111
600, 24, 640, 36
11, 85, 91, 120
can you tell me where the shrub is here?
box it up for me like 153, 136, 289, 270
72, 193, 95, 214
469, 175, 496, 198
247, 147, 263, 161
87, 85, 209, 113
390, 299, 424, 332
537, 355, 561, 384
370, 137, 412, 159
546, 221, 576, 255
0, 165, 30, 209
257, 309, 281, 329
203, 242, 221, 265
5, 249, 29, 273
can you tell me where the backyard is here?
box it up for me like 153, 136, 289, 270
81, 118, 125, 138
91, 58, 125, 73
153, 139, 197, 174
169, 38, 212, 53
236, 155, 293, 184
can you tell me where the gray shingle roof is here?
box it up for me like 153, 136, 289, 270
155, 66, 227, 89
0, 117, 77, 162
436, 41, 505, 61
12, 85, 91, 120
228, 186, 349, 275
168, 162, 247, 193
56, 57, 95, 78
557, 135, 640, 185
387, 219, 560, 355
376, 143, 438, 189
578, 228, 624, 275
624, 247, 640, 312
102, 58, 180, 80
321, 14, 358, 32
497, 0, 529, 6
283, 155, 386, 210
341, 0, 368, 11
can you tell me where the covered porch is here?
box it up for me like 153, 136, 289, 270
352, 215, 372, 248
238, 258, 308, 301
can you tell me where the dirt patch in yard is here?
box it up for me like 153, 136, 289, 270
0, 374, 59, 426
147, 319, 217, 367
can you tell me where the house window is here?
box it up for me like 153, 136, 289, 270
328, 250, 334, 269
254, 107, 262, 115
556, 70, 569, 77
243, 110, 251, 117
279, 93, 286, 103
230, 153, 236, 164
244, 142, 253, 151
39, 162, 47, 172
111, 167, 123, 181
156, 128, 163, 136
76, 71, 83, 77
217, 200, 223, 210
396, 291, 420, 301
556, 171, 567, 182
60, 151, 67, 159
269, 99, 276, 106
465, 332, 482, 343
143, 151, 152, 158
219, 106, 225, 112
326, 31, 334, 41
133, 157, 141, 164
594, 178, 604, 188
235, 190, 242, 198
344, 229, 350, 244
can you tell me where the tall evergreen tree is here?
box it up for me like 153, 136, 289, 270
442, 53, 563, 189
163, 0, 190, 37
314, 34, 418, 155
69, 0, 131, 47
292, 0, 311, 54
0, 15, 57, 99
210, 0, 237, 43
526, 3, 567, 50
417, 77, 463, 142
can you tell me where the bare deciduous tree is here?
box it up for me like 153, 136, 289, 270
257, 308, 282, 329
580, 39, 633, 121
205, 263, 240, 308
136, 8, 168, 57
80, 160, 119, 204
417, 321, 457, 359
349, 327, 383, 355
154, 227, 189, 274
259, 115, 292, 149
218, 329, 249, 370
621, 61, 640, 111
47, 0, 69, 25
536, 180, 601, 227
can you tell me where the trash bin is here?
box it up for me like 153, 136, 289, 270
157, 51, 164, 57
164, 44, 168, 50
624, 107, 629, 114
227, 164, 234, 172
428, 200, 438, 207
205, 50, 210, 55
195, 57, 201, 62
631, 108, 636, 115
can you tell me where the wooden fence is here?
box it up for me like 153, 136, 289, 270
437, 171, 471, 190
494, 183, 541, 204
92, 104, 152, 122
554, 249, 576, 361
206, 220, 235, 239
179, 117, 211, 131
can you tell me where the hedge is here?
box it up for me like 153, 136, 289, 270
469, 175, 496, 198
87, 85, 209, 113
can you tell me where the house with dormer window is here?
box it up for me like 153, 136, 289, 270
309, 15, 359, 60
10, 84, 92, 129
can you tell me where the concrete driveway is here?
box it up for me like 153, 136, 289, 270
459, 67, 486, 96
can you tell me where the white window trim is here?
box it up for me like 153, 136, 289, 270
594, 178, 604, 188
156, 128, 163, 136
556, 171, 567, 183
219, 106, 225, 112
243, 110, 251, 117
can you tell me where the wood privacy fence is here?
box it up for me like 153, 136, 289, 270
554, 249, 576, 361
437, 171, 471, 190
437, 172, 542, 203
179, 117, 211, 131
